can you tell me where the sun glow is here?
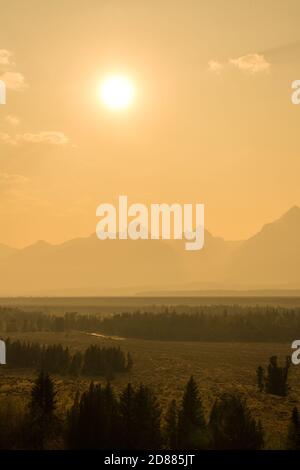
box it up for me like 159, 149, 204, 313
99, 75, 135, 111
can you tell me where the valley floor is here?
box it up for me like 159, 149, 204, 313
0, 331, 297, 449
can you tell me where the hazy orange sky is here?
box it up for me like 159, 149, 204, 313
1, 0, 300, 248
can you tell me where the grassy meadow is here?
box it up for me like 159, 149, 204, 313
0, 328, 298, 449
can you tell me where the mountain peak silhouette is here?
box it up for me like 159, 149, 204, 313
279, 205, 300, 222
1, 207, 300, 294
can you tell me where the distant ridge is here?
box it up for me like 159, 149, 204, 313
0, 243, 17, 259
1, 207, 300, 295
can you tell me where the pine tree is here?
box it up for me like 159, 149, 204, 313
119, 383, 136, 449
164, 399, 178, 449
265, 356, 290, 396
66, 391, 80, 448
134, 384, 162, 449
69, 351, 82, 376
103, 382, 121, 447
25, 371, 58, 449
66, 381, 121, 449
177, 376, 208, 449
256, 366, 264, 392
209, 393, 264, 449
30, 370, 56, 415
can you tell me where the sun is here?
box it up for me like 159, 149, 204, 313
99, 75, 135, 111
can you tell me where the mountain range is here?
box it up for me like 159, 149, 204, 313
1, 207, 300, 296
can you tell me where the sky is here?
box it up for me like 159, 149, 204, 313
0, 0, 300, 247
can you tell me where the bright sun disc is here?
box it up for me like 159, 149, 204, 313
99, 75, 135, 111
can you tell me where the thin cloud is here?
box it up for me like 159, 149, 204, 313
208, 60, 224, 74
0, 131, 70, 146
229, 54, 271, 74
208, 53, 271, 75
0, 71, 27, 91
0, 49, 27, 91
0, 49, 14, 66
17, 132, 69, 145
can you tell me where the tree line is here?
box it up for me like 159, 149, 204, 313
257, 356, 291, 396
2, 306, 300, 342
5, 339, 133, 378
97, 310, 300, 342
0, 372, 266, 450
2, 370, 300, 450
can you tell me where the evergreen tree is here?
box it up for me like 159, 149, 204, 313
209, 393, 264, 449
177, 376, 208, 449
164, 399, 178, 449
133, 384, 162, 449
102, 382, 121, 447
25, 371, 58, 449
265, 356, 290, 396
65, 391, 80, 448
66, 381, 120, 449
256, 366, 264, 392
69, 351, 82, 376
30, 371, 56, 414
119, 383, 136, 449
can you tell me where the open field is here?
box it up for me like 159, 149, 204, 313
0, 330, 298, 449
